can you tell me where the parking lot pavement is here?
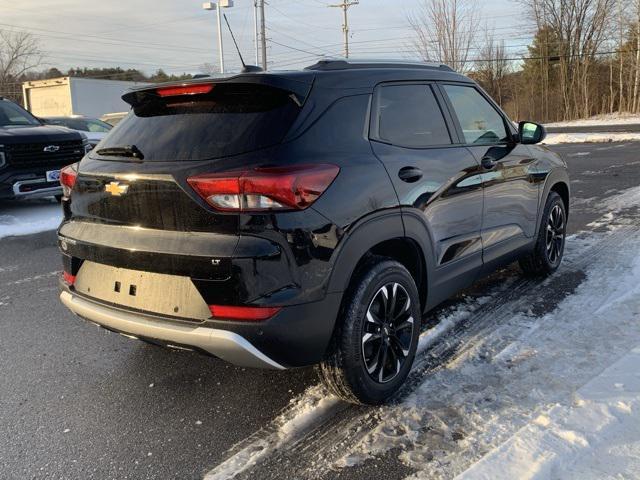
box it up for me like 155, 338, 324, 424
1, 142, 639, 479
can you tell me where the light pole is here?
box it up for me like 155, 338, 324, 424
202, 1, 234, 74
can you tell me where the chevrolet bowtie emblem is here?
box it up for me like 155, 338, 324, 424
105, 181, 129, 196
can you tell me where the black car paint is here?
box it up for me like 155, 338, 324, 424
0, 99, 86, 200
58, 65, 569, 368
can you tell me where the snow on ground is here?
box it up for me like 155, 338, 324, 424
544, 132, 640, 144
0, 199, 62, 239
545, 113, 640, 128
204, 385, 342, 480
457, 346, 640, 479
206, 186, 640, 480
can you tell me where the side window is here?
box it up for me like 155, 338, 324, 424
374, 84, 451, 148
442, 85, 508, 145
87, 121, 111, 133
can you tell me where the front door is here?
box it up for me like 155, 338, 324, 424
369, 82, 485, 297
439, 84, 540, 265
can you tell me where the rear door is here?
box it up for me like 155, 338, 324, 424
439, 83, 540, 265
369, 82, 484, 294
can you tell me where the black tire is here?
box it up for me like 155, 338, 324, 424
317, 256, 421, 405
519, 191, 567, 276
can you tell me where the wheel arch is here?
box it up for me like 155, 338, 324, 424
537, 169, 570, 238
327, 210, 435, 315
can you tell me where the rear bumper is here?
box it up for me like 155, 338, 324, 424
60, 290, 285, 369
60, 286, 343, 369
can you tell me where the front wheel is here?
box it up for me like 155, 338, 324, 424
317, 257, 421, 405
519, 191, 567, 276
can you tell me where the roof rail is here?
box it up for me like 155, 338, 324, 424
305, 58, 455, 72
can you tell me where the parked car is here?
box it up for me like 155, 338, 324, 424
42, 116, 112, 148
0, 97, 91, 201
57, 60, 569, 405
100, 112, 128, 127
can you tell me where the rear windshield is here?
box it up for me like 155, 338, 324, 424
96, 83, 301, 161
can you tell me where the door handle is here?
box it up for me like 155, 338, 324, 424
398, 166, 423, 183
481, 156, 497, 170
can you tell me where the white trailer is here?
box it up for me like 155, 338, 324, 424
22, 77, 150, 118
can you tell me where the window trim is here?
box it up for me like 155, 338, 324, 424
369, 81, 459, 150
436, 82, 517, 147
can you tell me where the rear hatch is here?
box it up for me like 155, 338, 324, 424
70, 77, 312, 232
60, 75, 313, 313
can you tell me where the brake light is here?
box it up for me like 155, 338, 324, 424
60, 163, 79, 197
62, 271, 76, 286
156, 84, 214, 97
188, 164, 339, 212
209, 305, 281, 321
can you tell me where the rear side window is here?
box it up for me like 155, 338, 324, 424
442, 85, 508, 145
373, 84, 451, 148
97, 83, 301, 161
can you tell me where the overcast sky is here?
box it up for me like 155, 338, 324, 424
0, 0, 534, 76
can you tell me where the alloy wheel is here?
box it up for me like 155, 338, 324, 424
546, 204, 565, 265
362, 282, 414, 384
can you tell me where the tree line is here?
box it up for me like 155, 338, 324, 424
412, 0, 640, 122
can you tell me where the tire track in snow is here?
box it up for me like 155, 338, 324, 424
204, 214, 640, 480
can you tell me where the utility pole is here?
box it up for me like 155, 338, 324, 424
258, 0, 267, 70
329, 1, 358, 58
253, 1, 260, 66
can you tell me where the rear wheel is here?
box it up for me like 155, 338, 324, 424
317, 257, 421, 405
519, 191, 566, 276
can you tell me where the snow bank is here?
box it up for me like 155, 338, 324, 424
456, 346, 640, 480
0, 200, 62, 239
545, 113, 640, 128
544, 132, 640, 144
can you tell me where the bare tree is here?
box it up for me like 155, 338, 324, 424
408, 0, 481, 73
0, 30, 43, 100
632, 0, 640, 112
475, 33, 511, 105
520, 0, 615, 120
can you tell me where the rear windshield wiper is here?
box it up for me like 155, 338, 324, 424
96, 145, 144, 160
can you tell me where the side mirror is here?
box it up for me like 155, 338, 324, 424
518, 121, 546, 145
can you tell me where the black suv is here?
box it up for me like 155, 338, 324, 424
58, 60, 569, 404
0, 97, 90, 200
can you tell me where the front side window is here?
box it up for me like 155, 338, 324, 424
374, 84, 451, 148
86, 119, 112, 133
442, 85, 508, 145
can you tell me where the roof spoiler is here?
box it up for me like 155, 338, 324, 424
121, 73, 314, 108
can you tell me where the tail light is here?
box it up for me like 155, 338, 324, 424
60, 163, 79, 198
209, 305, 281, 321
62, 271, 76, 286
187, 164, 339, 212
157, 84, 214, 97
